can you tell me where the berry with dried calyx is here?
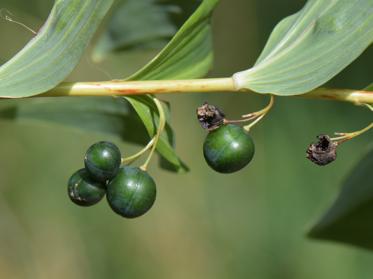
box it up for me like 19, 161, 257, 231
203, 124, 255, 173
306, 134, 338, 166
197, 102, 226, 131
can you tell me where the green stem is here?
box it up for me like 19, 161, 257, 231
243, 95, 274, 132
331, 122, 373, 144
121, 138, 155, 165
35, 78, 373, 105
140, 97, 166, 171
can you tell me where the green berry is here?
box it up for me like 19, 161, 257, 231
107, 167, 156, 218
84, 141, 121, 182
203, 124, 255, 173
67, 169, 106, 206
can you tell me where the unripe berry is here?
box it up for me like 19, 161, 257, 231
107, 166, 156, 218
203, 124, 255, 173
84, 141, 121, 182
68, 169, 106, 206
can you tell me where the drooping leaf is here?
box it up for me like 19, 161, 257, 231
308, 148, 373, 250
92, 0, 201, 62
0, 0, 114, 98
0, 97, 148, 145
233, 0, 373, 96
125, 96, 189, 173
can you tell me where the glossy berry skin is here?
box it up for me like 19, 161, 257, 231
107, 166, 156, 218
68, 169, 106, 206
203, 124, 255, 173
84, 141, 121, 183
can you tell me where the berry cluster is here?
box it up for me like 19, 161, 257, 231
68, 141, 156, 218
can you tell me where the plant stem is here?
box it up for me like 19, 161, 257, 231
42, 78, 236, 96
37, 78, 373, 105
223, 95, 275, 131
121, 138, 155, 165
331, 122, 373, 144
140, 97, 166, 171
243, 95, 274, 132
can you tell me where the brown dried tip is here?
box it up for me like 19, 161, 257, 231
197, 102, 225, 131
306, 135, 338, 166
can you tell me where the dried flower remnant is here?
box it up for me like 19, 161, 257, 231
197, 102, 225, 131
306, 135, 338, 166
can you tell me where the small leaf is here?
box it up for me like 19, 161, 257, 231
308, 148, 373, 250
233, 0, 373, 95
0, 0, 113, 98
125, 96, 189, 173
92, 0, 201, 62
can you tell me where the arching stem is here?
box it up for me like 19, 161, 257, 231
121, 138, 155, 165
331, 122, 373, 145
243, 95, 274, 132
223, 95, 275, 130
140, 97, 166, 171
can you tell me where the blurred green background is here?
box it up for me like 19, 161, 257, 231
0, 0, 372, 278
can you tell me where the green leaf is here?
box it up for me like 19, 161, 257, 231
126, 0, 219, 80
0, 97, 148, 144
125, 96, 189, 173
0, 0, 113, 98
308, 148, 373, 250
233, 0, 373, 96
92, 0, 201, 62
365, 83, 373, 90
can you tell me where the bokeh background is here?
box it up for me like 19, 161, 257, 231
0, 0, 372, 278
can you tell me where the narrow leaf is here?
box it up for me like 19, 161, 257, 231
233, 0, 373, 95
309, 148, 373, 250
0, 0, 113, 98
125, 96, 189, 173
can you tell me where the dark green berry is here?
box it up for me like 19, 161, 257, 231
67, 169, 106, 206
107, 166, 156, 218
203, 124, 255, 173
84, 141, 121, 183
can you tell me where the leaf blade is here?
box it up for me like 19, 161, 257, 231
126, 0, 219, 80
234, 0, 373, 96
308, 148, 373, 250
0, 0, 113, 98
